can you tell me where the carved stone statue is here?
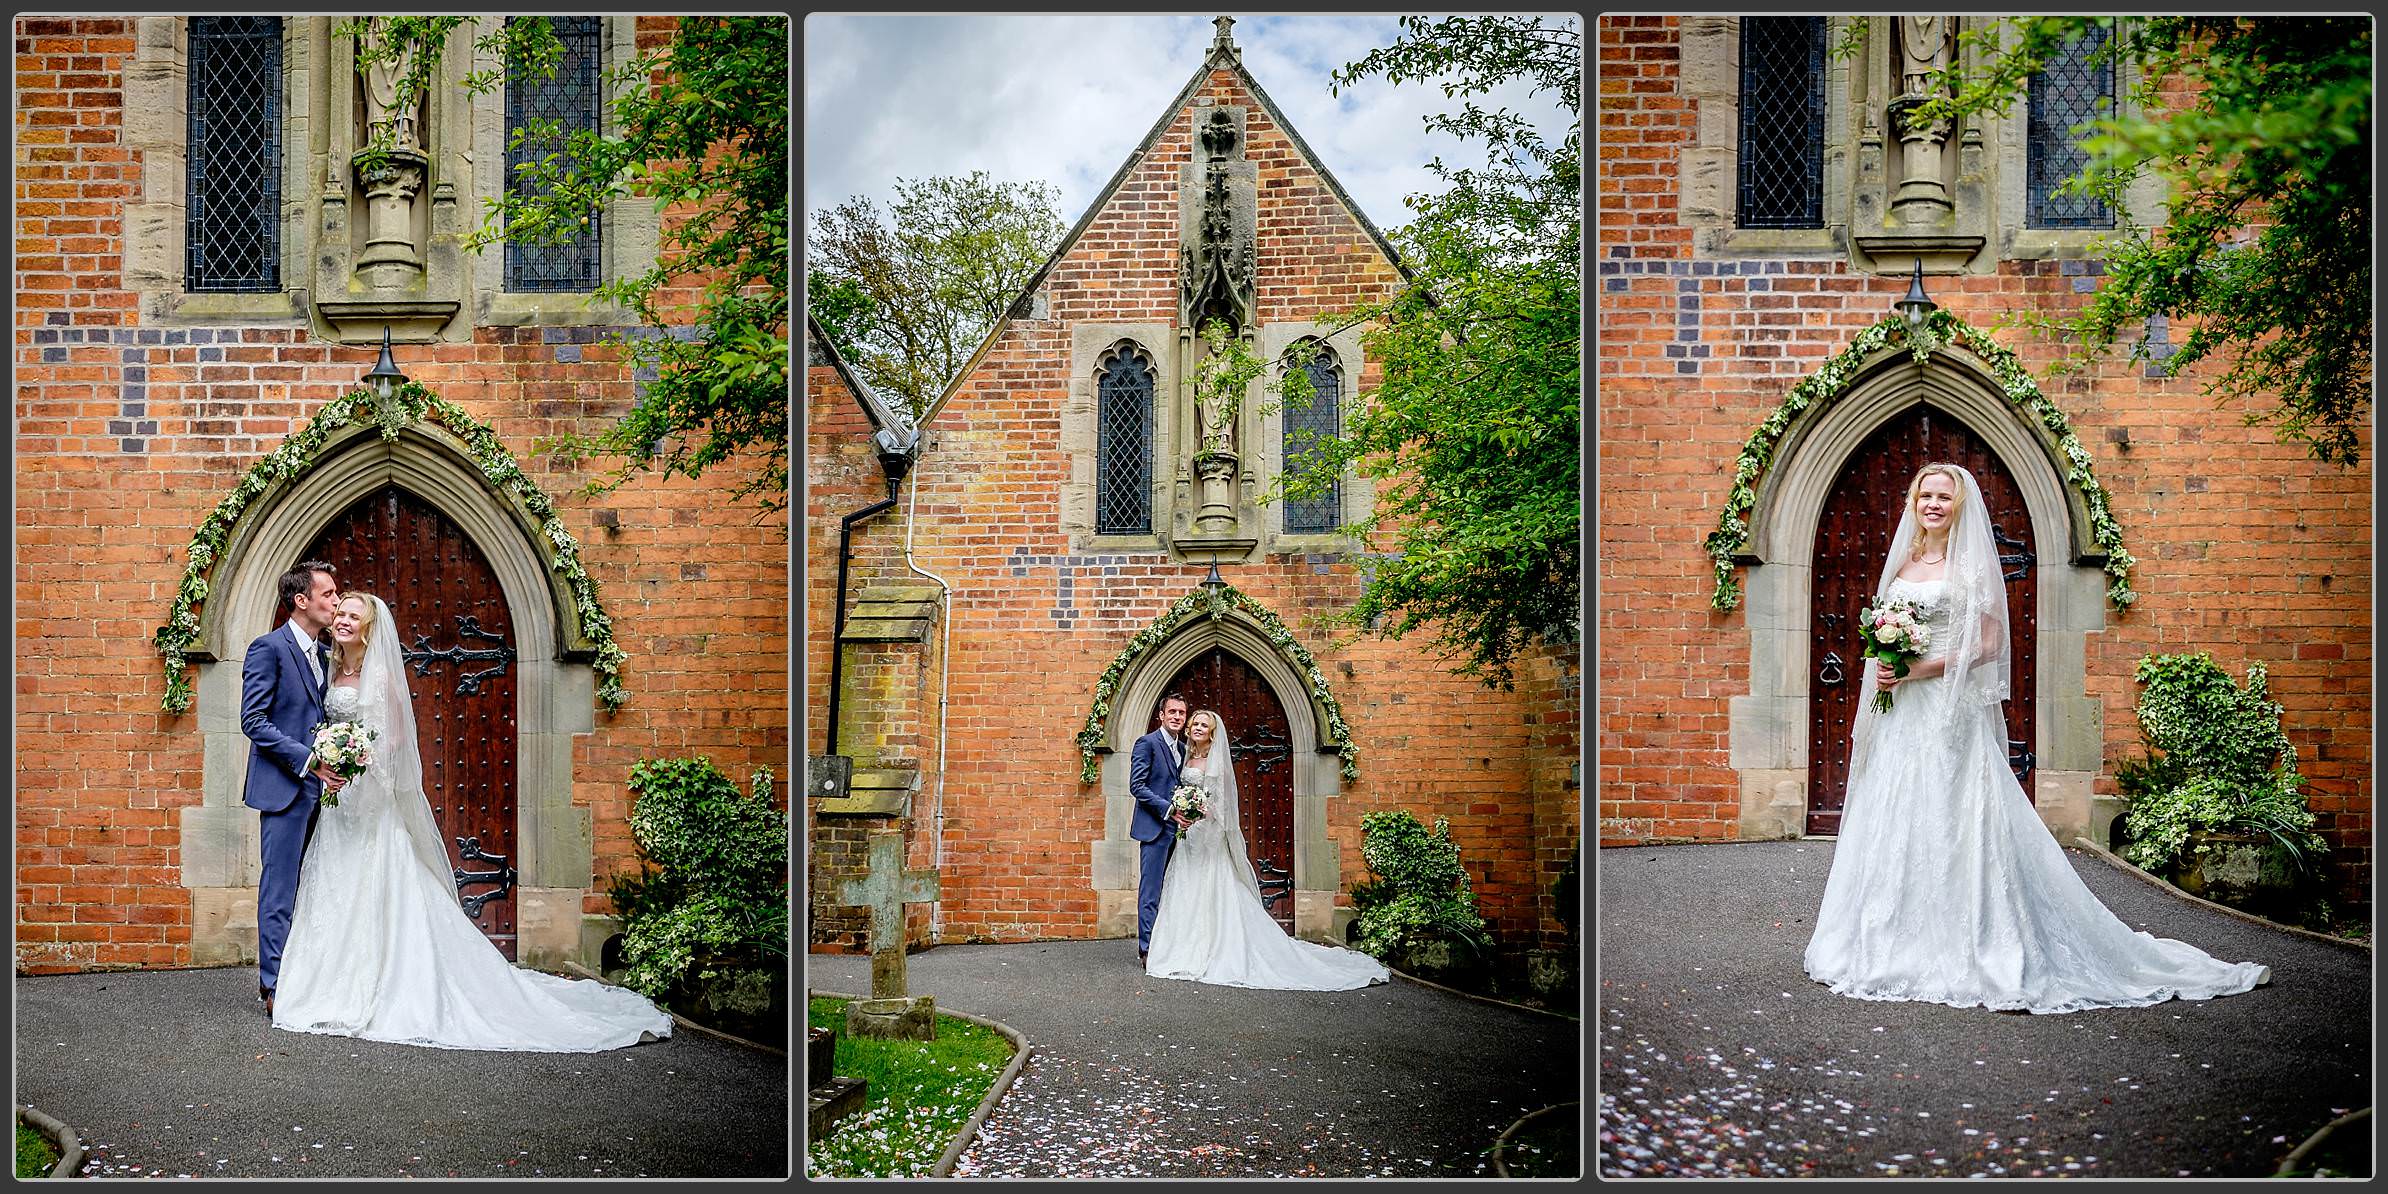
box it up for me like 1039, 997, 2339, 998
1898, 15, 1948, 98
359, 17, 421, 153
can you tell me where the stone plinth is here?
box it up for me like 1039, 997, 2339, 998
845, 994, 936, 1041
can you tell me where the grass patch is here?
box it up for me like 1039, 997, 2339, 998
803, 996, 1018, 1178
18, 1121, 62, 1179
1499, 1106, 1580, 1177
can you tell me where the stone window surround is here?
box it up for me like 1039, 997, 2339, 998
1726, 347, 2118, 850
1677, 16, 2165, 267
178, 423, 604, 973
1060, 319, 1376, 558
121, 17, 657, 335
1255, 320, 1375, 554
1086, 609, 1351, 943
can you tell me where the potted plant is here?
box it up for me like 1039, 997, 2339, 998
2115, 653, 2324, 916
1348, 810, 1492, 982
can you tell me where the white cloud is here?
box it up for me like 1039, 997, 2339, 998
803, 13, 1579, 241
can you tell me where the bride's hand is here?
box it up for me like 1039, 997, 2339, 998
1873, 660, 1902, 690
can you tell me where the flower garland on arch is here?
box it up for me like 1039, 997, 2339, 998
152, 382, 630, 714
1075, 581, 1358, 784
1703, 310, 2138, 613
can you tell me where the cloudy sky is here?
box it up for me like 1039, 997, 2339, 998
802, 13, 1580, 239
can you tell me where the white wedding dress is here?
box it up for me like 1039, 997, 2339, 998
1804, 574, 2271, 1014
1145, 720, 1388, 991
273, 595, 671, 1051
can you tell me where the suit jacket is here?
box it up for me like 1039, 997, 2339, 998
1128, 728, 1185, 844
241, 624, 327, 814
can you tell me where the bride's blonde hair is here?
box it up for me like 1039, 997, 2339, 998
334, 591, 379, 676
1904, 463, 1967, 558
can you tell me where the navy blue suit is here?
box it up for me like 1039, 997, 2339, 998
1128, 728, 1184, 953
242, 622, 327, 992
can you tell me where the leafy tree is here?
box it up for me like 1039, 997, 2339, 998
806, 172, 1067, 419
1271, 15, 1581, 689
1901, 17, 2371, 466
342, 16, 790, 510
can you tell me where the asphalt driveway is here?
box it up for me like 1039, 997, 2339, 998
807, 938, 1583, 1178
15, 965, 789, 1178
1597, 840, 2371, 1178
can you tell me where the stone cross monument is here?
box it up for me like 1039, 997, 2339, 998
835, 828, 941, 1039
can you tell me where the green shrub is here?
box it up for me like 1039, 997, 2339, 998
2116, 654, 2324, 877
1349, 810, 1491, 963
609, 758, 787, 1002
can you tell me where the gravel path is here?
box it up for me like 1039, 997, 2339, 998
807, 938, 1582, 1177
1597, 841, 2370, 1178
15, 966, 788, 1178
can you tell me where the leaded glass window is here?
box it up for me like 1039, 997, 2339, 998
1737, 16, 1825, 229
2028, 24, 2115, 229
185, 17, 283, 292
505, 15, 604, 291
1095, 342, 1155, 535
1283, 343, 1342, 534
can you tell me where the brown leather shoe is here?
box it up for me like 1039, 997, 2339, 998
260, 986, 274, 1016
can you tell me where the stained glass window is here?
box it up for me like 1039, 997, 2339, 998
2028, 24, 2115, 229
185, 17, 283, 292
505, 15, 604, 291
1096, 343, 1155, 535
1738, 17, 1826, 229
1283, 343, 1341, 534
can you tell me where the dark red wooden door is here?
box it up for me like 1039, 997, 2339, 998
1151, 648, 1297, 931
304, 484, 522, 959
1807, 404, 2038, 836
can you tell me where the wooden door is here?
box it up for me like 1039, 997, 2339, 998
304, 485, 522, 959
1807, 404, 2038, 836
1151, 648, 1297, 931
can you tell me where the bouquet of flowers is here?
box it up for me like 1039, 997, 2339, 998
1169, 780, 1209, 836
1857, 598, 1931, 713
308, 720, 377, 808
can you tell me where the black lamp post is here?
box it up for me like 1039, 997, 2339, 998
1201, 560, 1227, 590
1894, 257, 1937, 333
362, 325, 407, 401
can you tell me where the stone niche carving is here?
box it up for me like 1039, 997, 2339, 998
1173, 100, 1260, 559
313, 15, 463, 344
1853, 14, 1987, 274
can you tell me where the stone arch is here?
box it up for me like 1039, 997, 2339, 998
1088, 601, 1352, 942
1728, 344, 2117, 848
180, 420, 601, 973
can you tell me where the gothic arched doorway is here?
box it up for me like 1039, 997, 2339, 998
1152, 647, 1297, 931
303, 484, 522, 959
1806, 403, 2039, 835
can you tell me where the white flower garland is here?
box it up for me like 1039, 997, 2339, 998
1705, 311, 2138, 612
153, 382, 628, 713
1075, 581, 1358, 784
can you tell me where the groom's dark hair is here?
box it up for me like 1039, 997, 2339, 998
279, 560, 337, 614
1159, 692, 1189, 714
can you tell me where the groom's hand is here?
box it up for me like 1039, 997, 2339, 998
313, 765, 346, 791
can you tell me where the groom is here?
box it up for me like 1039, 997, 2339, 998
1128, 692, 1194, 964
240, 560, 348, 1015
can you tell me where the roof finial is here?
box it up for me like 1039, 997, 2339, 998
1210, 14, 1240, 63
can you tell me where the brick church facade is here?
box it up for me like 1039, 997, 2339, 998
806, 26, 1581, 959
1597, 17, 2371, 909
14, 16, 789, 973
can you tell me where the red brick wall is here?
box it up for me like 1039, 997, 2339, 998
13, 17, 789, 972
1596, 16, 2373, 908
804, 65, 1578, 952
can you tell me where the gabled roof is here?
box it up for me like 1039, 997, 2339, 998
805, 312, 918, 459
918, 21, 1416, 427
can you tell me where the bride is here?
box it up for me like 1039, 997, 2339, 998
272, 592, 672, 1050
1804, 463, 2269, 1014
1145, 709, 1388, 990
